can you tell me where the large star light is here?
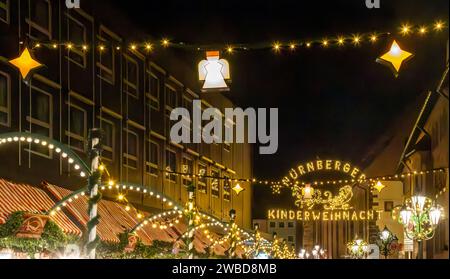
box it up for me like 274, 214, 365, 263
9, 48, 43, 79
377, 40, 413, 77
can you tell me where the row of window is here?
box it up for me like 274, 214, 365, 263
270, 222, 295, 229
0, 70, 232, 202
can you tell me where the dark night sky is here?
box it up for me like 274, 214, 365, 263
111, 0, 449, 217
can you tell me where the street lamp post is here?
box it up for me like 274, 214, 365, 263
394, 194, 444, 259
377, 226, 398, 259
347, 237, 369, 259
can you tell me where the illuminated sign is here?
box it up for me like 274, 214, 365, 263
292, 185, 353, 210
282, 160, 366, 186
267, 209, 383, 222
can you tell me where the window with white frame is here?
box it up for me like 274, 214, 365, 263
67, 14, 87, 67
182, 157, 193, 187
27, 85, 53, 157
211, 168, 220, 198
198, 163, 208, 193
27, 0, 52, 40
123, 129, 139, 169
165, 85, 177, 114
123, 55, 139, 98
146, 141, 159, 176
0, 71, 10, 127
223, 174, 231, 202
148, 72, 160, 110
0, 0, 9, 24
165, 149, 177, 182
97, 27, 117, 84
65, 103, 87, 152
100, 118, 115, 161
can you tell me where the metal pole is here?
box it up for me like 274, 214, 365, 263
86, 129, 103, 259
417, 241, 424, 259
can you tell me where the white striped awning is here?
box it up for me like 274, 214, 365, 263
0, 179, 81, 236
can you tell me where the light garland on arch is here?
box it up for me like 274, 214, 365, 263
271, 168, 448, 194
0, 133, 91, 178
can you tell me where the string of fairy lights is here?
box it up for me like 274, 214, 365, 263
25, 21, 447, 54
1, 135, 447, 193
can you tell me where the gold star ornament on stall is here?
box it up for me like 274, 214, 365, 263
376, 40, 413, 77
9, 47, 43, 79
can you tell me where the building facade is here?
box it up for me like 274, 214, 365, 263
363, 44, 449, 259
0, 0, 253, 229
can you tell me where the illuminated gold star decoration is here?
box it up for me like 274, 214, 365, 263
9, 47, 43, 79
232, 183, 245, 195
376, 40, 413, 77
373, 181, 386, 193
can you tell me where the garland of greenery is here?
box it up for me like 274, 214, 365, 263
0, 211, 78, 258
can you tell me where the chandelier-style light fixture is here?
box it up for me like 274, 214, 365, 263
347, 238, 369, 259
393, 194, 444, 259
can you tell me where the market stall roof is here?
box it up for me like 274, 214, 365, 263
0, 179, 81, 236
43, 183, 177, 244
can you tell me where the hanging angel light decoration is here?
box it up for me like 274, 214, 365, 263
198, 51, 230, 92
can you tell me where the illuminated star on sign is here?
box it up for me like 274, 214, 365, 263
377, 40, 413, 77
9, 48, 43, 79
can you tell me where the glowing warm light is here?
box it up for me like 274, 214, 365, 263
429, 206, 442, 226
232, 183, 245, 195
273, 42, 281, 51
289, 43, 296, 50
226, 46, 233, 53
411, 195, 426, 211
337, 37, 345, 46
198, 51, 230, 92
82, 45, 88, 50
399, 206, 412, 225
99, 45, 105, 51
67, 43, 73, 49
377, 40, 413, 76
125, 206, 131, 211
131, 44, 137, 50
434, 21, 444, 31
9, 48, 43, 79
370, 34, 378, 42
373, 181, 386, 193
162, 39, 170, 47
118, 194, 125, 201
306, 42, 311, 48
52, 44, 58, 49
108, 180, 115, 187
400, 24, 411, 35
302, 184, 314, 199
352, 35, 361, 45
145, 44, 153, 51
419, 26, 427, 35
322, 40, 328, 47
